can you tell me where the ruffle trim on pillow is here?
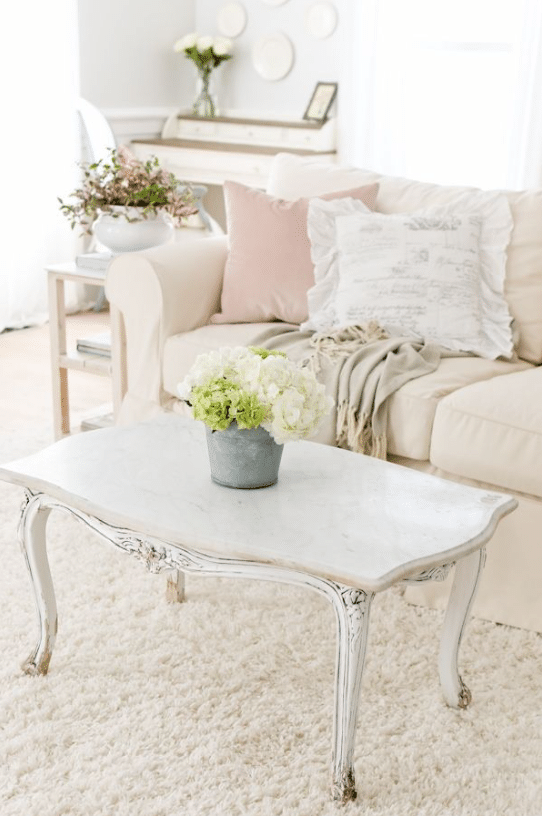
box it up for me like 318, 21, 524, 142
302, 197, 371, 332
425, 194, 514, 360
303, 192, 515, 360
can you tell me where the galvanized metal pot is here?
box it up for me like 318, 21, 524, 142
205, 422, 284, 488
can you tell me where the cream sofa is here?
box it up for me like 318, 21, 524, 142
106, 153, 542, 633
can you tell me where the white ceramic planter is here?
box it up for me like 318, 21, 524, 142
92, 207, 174, 253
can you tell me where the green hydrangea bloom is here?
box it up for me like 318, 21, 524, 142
191, 379, 267, 430
248, 346, 287, 360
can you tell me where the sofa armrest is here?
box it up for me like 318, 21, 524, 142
105, 236, 228, 422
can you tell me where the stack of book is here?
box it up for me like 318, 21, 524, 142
76, 331, 111, 358
75, 252, 112, 274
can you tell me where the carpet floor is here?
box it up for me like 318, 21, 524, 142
0, 431, 541, 816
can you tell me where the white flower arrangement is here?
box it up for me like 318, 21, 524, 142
178, 346, 333, 445
173, 32, 233, 117
173, 32, 233, 68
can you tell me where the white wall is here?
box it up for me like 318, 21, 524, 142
77, 0, 347, 224
78, 0, 195, 110
194, 0, 345, 119
78, 0, 346, 123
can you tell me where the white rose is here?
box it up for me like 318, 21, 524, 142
196, 35, 214, 52
174, 32, 198, 52
212, 37, 232, 56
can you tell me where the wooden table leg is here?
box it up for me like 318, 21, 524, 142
110, 304, 127, 420
438, 547, 486, 708
165, 570, 186, 602
48, 272, 70, 439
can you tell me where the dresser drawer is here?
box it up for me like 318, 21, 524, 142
285, 128, 326, 149
177, 119, 219, 138
218, 122, 285, 145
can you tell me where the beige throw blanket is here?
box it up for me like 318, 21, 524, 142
251, 323, 443, 458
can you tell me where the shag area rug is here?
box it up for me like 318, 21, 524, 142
0, 431, 541, 816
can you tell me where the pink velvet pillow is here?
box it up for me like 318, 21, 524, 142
210, 180, 379, 325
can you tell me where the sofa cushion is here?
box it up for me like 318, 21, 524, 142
163, 324, 531, 463
162, 323, 297, 398
267, 153, 542, 364
303, 196, 513, 359
386, 356, 532, 461
500, 190, 542, 364
430, 367, 542, 496
267, 152, 384, 200
210, 180, 378, 326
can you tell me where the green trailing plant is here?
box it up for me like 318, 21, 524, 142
58, 146, 197, 234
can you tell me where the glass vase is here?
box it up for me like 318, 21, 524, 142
192, 69, 217, 118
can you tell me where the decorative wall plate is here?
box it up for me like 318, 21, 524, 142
252, 32, 294, 81
216, 2, 247, 38
305, 1, 338, 39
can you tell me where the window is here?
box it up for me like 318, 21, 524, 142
352, 0, 528, 189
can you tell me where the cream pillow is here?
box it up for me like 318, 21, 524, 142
302, 197, 515, 360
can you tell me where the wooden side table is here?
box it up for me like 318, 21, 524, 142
46, 262, 127, 439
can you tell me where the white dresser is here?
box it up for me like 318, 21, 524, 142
130, 112, 337, 189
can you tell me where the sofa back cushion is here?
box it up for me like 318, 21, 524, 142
210, 180, 378, 326
267, 153, 542, 363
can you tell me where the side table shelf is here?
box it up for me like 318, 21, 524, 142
46, 262, 126, 440
59, 350, 112, 376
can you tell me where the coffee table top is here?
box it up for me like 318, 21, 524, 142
0, 415, 516, 591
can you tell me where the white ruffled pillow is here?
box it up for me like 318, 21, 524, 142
302, 195, 515, 360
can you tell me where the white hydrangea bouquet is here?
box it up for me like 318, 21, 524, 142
178, 346, 332, 445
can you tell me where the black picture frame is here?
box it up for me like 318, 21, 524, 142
302, 82, 338, 122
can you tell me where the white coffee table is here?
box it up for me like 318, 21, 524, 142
0, 415, 516, 803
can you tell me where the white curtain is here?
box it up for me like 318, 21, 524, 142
340, 0, 542, 191
0, 1, 80, 333
507, 0, 542, 188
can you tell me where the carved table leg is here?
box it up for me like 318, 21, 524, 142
165, 569, 185, 603
18, 493, 57, 676
439, 547, 486, 709
330, 585, 375, 803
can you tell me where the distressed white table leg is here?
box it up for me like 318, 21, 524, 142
165, 569, 185, 603
330, 585, 375, 803
18, 493, 57, 676
439, 547, 486, 709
